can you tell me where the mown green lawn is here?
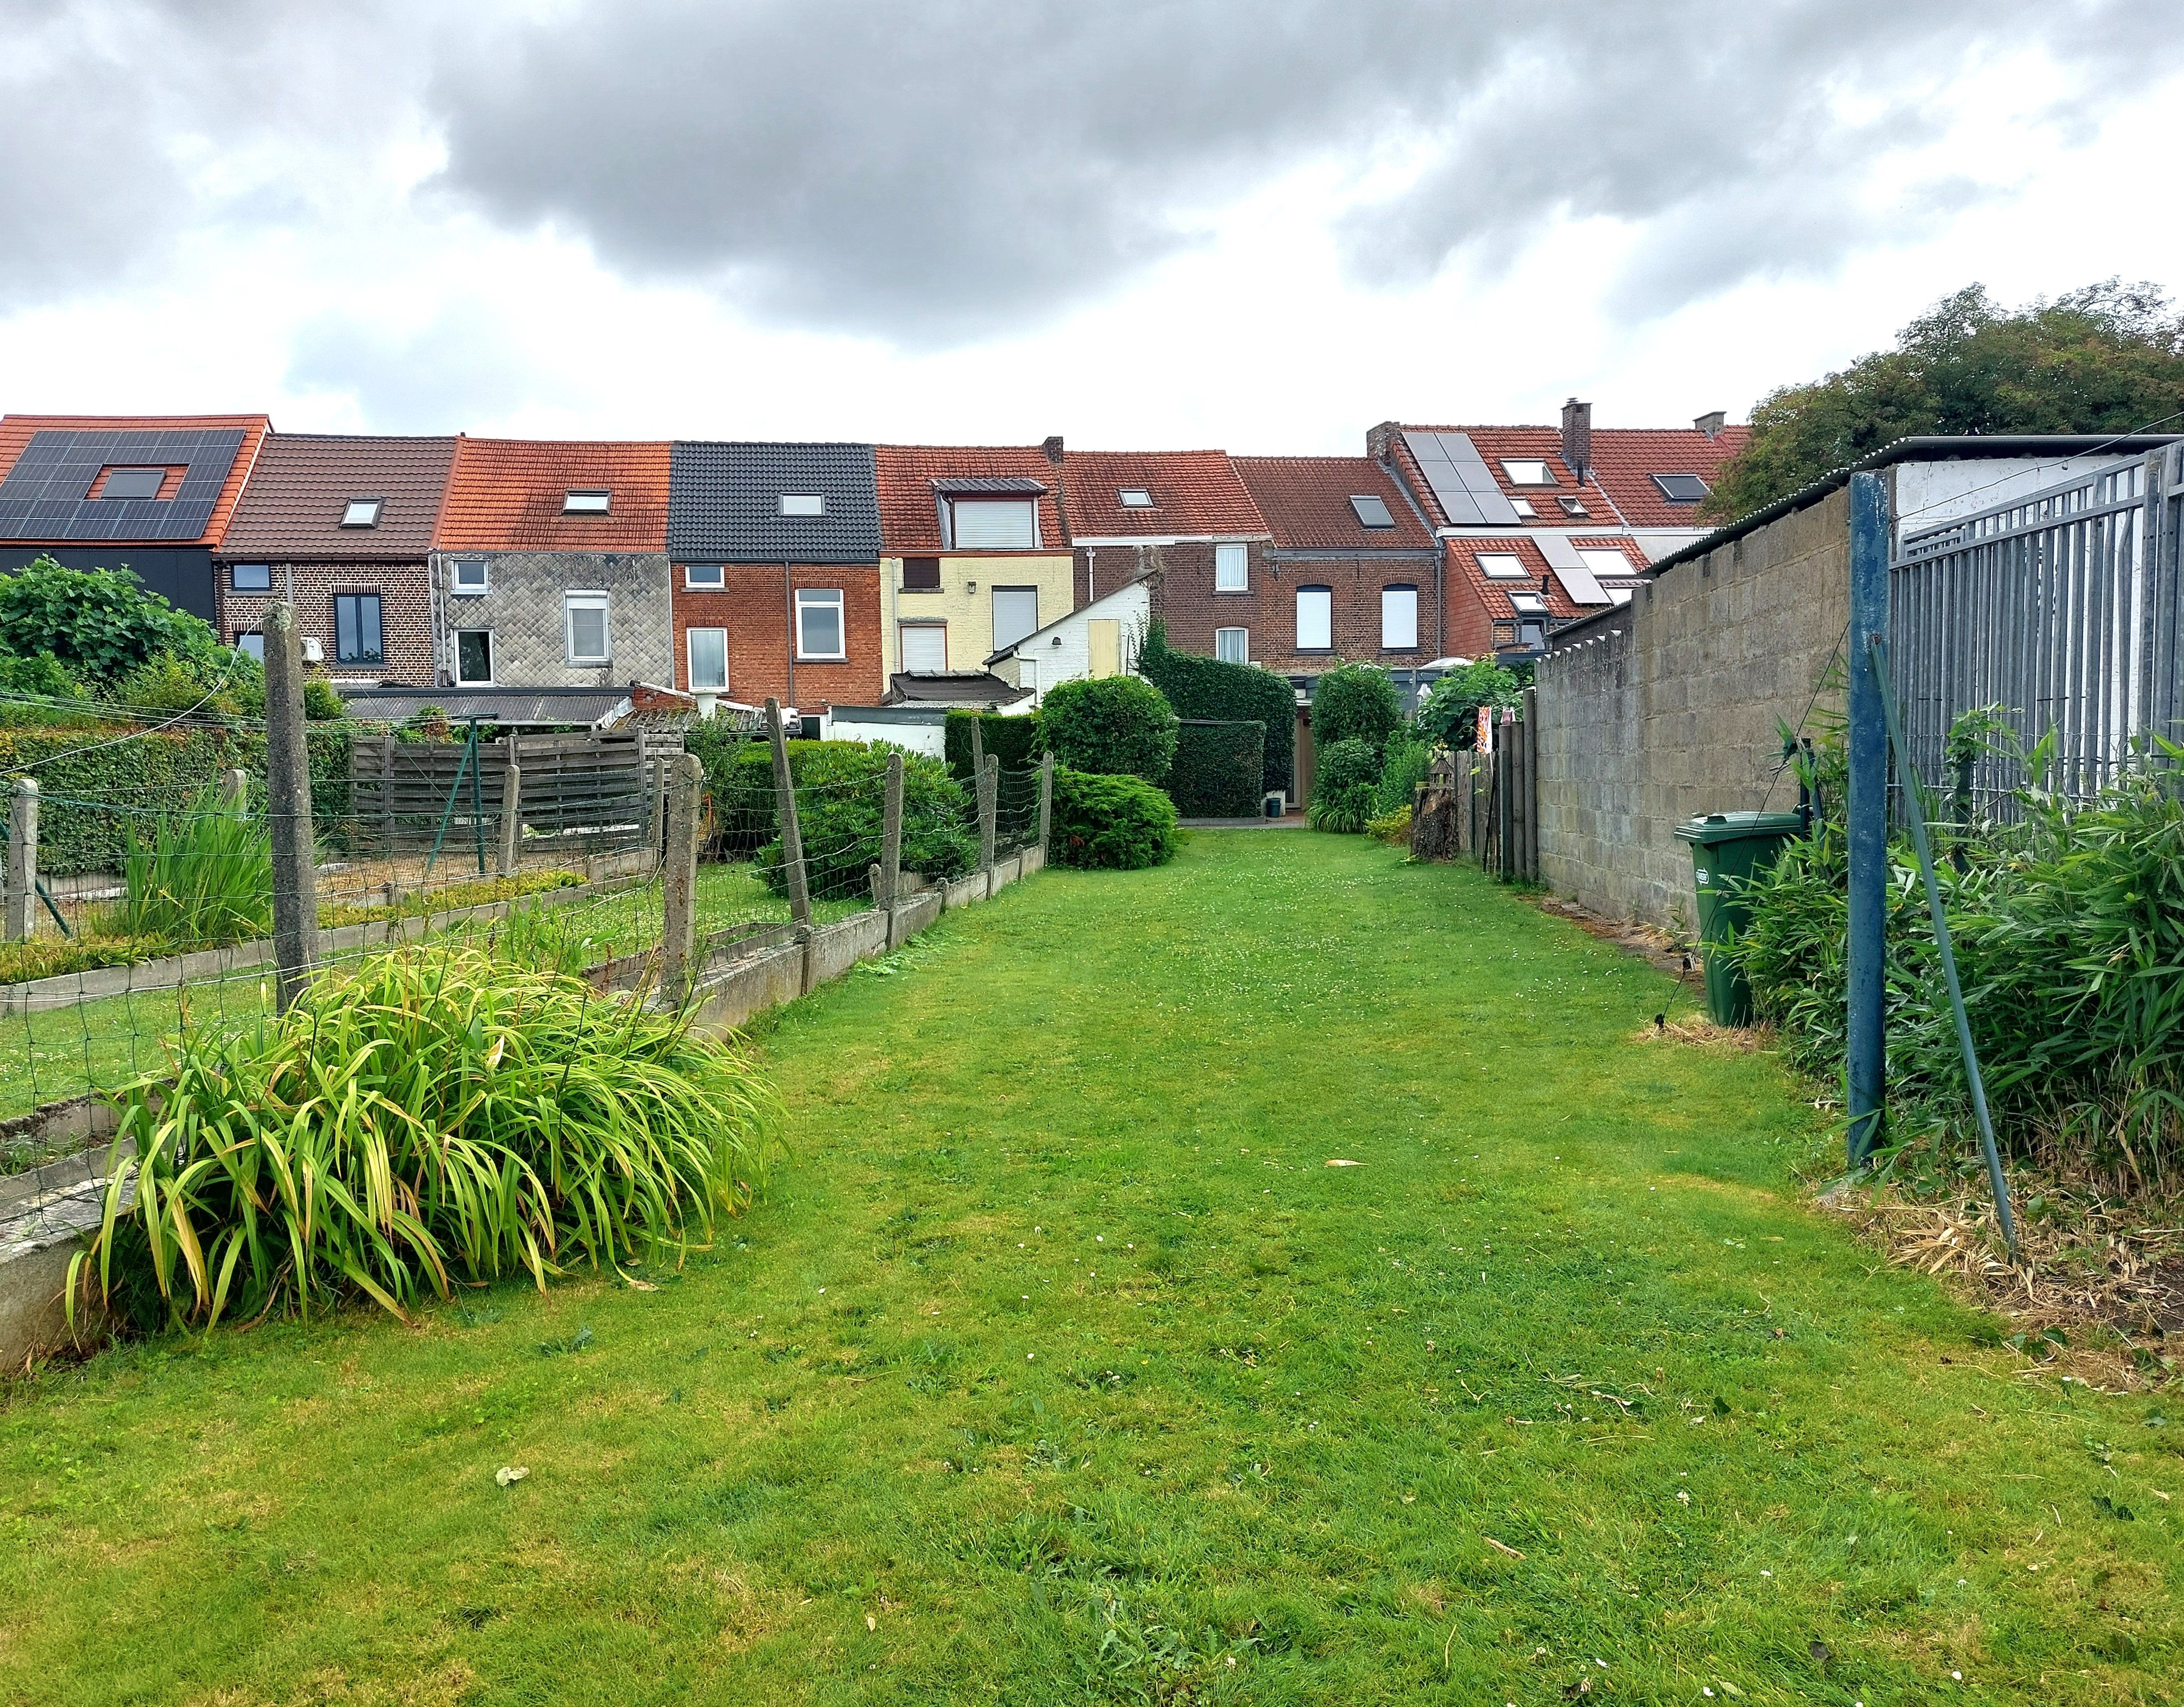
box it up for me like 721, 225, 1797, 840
2, 831, 2176, 1704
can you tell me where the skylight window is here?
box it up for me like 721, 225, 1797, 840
1651, 473, 1711, 504
341, 498, 383, 528
1500, 459, 1552, 486
1478, 553, 1528, 580
563, 489, 611, 514
1509, 497, 1537, 518
1577, 547, 1634, 580
1556, 494, 1590, 517
98, 468, 166, 500
779, 494, 825, 517
1349, 494, 1394, 529
1509, 592, 1548, 615
1118, 488, 1154, 508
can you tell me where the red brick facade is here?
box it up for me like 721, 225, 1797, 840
670, 562, 883, 709
1144, 541, 1443, 677
216, 560, 435, 685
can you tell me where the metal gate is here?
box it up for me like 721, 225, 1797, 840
1891, 444, 2184, 808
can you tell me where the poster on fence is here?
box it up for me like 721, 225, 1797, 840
1476, 706, 1494, 754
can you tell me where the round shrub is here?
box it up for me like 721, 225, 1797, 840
752, 742, 975, 897
1051, 767, 1179, 870
1310, 663, 1402, 757
1307, 737, 1382, 833
1041, 676, 1179, 784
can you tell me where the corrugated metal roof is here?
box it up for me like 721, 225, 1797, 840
337, 685, 633, 728
669, 441, 881, 563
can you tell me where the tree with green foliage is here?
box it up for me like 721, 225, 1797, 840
1309, 663, 1401, 757
1704, 280, 2184, 519
1306, 738, 1382, 834
1136, 622, 1294, 793
1040, 675, 1178, 784
0, 556, 225, 686
1415, 659, 1524, 750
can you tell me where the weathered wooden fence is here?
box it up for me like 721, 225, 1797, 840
1409, 689, 1539, 881
350, 729, 679, 861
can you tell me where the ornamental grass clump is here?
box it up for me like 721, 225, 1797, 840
76, 948, 780, 1331
119, 790, 273, 949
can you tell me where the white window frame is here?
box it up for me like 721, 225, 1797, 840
1557, 494, 1590, 517
1381, 585, 1419, 651
795, 587, 847, 660
686, 627, 728, 691
451, 557, 489, 595
779, 494, 825, 517
1577, 547, 1634, 580
564, 591, 611, 666
1295, 585, 1332, 651
898, 620, 948, 673
1509, 592, 1548, 615
1509, 497, 1538, 518
454, 629, 495, 686
1214, 627, 1249, 664
1499, 459, 1551, 486
1214, 541, 1249, 592
1118, 488, 1154, 508
562, 489, 611, 514
1478, 553, 1529, 579
683, 562, 725, 590
340, 497, 383, 528
949, 498, 1040, 550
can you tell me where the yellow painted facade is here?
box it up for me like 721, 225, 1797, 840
880, 553, 1078, 676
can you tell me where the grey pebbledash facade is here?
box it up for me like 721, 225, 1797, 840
434, 549, 673, 690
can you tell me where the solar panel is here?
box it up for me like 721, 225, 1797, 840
0, 428, 244, 543
1401, 431, 1522, 527
1535, 532, 1608, 604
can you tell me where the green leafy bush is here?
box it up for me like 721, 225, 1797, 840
1137, 622, 1294, 793
0, 935, 167, 988
1310, 663, 1401, 757
1374, 732, 1432, 816
120, 791, 274, 949
1366, 804, 1413, 846
1050, 768, 1178, 870
0, 556, 225, 688
1416, 660, 1524, 750
1040, 676, 1178, 784
752, 742, 975, 898
0, 650, 83, 702
77, 948, 780, 1330
1306, 738, 1382, 833
1166, 719, 1265, 818
944, 709, 1042, 780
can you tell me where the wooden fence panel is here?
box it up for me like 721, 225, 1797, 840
350, 730, 673, 857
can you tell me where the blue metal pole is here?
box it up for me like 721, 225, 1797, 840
1845, 472, 1890, 1166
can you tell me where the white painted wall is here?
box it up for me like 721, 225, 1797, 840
992, 580, 1151, 701
1894, 455, 2141, 545
827, 710, 948, 757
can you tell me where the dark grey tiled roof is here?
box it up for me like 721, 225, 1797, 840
929, 475, 1046, 494
668, 441, 881, 564
882, 671, 1033, 707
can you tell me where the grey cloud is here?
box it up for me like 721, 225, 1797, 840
285, 307, 541, 429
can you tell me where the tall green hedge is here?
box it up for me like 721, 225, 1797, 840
1050, 768, 1178, 870
944, 710, 1042, 780
1136, 623, 1294, 794
1166, 719, 1266, 819
0, 723, 354, 874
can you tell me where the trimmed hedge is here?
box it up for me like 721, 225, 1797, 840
1050, 768, 1178, 870
1040, 676, 1177, 783
1137, 623, 1294, 794
1167, 719, 1266, 819
1310, 663, 1402, 757
0, 723, 354, 875
944, 709, 1042, 780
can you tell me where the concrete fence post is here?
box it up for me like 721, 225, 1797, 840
660, 751, 704, 1005
970, 715, 986, 781
766, 697, 812, 926
498, 761, 523, 877
880, 750, 903, 907
262, 602, 319, 1012
1037, 750, 1053, 852
219, 766, 248, 815
6, 778, 38, 943
979, 754, 998, 869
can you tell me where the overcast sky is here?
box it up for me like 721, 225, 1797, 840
3, 0, 2178, 452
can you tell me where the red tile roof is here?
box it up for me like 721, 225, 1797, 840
0, 412, 272, 546
1231, 456, 1434, 551
221, 434, 456, 560
1389, 423, 1749, 532
873, 444, 1068, 553
1059, 449, 1267, 540
1446, 537, 1603, 621
435, 437, 671, 551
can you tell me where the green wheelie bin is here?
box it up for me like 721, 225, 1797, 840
1672, 811, 1807, 1025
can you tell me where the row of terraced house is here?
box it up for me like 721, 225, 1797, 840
0, 405, 1746, 771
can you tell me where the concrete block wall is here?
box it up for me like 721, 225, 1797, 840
1533, 488, 1850, 929
443, 551, 673, 689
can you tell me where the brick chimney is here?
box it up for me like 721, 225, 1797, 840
1366, 420, 1402, 462
1559, 399, 1592, 480
1693, 410, 1726, 439
1041, 434, 1064, 465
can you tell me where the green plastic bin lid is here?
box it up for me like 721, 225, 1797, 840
1672, 810, 1807, 846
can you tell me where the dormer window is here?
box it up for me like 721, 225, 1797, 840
1556, 494, 1590, 517
1349, 494, 1394, 528
1500, 459, 1552, 486
779, 494, 825, 517
1118, 488, 1154, 508
341, 498, 383, 528
563, 489, 611, 514
948, 498, 1039, 549
97, 468, 167, 500
1650, 473, 1710, 504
